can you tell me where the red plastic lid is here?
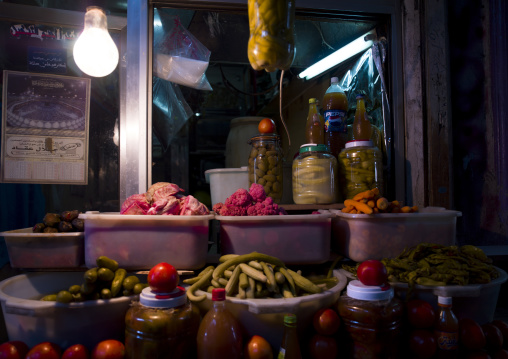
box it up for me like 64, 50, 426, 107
212, 288, 226, 301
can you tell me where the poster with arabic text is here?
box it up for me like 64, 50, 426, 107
1, 70, 90, 184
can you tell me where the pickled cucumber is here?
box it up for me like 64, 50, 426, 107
123, 275, 140, 291
248, 136, 283, 202
97, 256, 119, 272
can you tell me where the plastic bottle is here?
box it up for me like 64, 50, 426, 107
434, 296, 459, 359
277, 313, 302, 359
352, 94, 372, 140
323, 76, 348, 158
305, 98, 324, 144
196, 288, 243, 359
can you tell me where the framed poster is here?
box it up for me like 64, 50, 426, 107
1, 70, 90, 184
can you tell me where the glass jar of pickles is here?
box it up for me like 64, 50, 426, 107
248, 134, 283, 203
125, 286, 200, 359
292, 144, 338, 204
338, 140, 383, 200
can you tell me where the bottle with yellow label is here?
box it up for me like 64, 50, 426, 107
434, 296, 459, 359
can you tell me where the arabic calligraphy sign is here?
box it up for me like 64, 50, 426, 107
28, 47, 67, 74
1, 70, 90, 184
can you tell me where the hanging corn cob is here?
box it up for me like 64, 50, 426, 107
247, 0, 296, 72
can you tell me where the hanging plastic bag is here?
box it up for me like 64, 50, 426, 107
247, 0, 295, 72
152, 77, 194, 151
153, 10, 212, 91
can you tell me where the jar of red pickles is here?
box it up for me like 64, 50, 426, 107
125, 285, 201, 359
337, 280, 403, 359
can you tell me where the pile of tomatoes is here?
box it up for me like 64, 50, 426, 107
0, 339, 125, 359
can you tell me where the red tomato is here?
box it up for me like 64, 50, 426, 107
308, 334, 338, 359
406, 299, 436, 329
0, 341, 29, 359
244, 335, 273, 359
408, 329, 437, 359
258, 118, 276, 134
492, 349, 508, 359
460, 318, 486, 350
312, 308, 340, 336
492, 320, 508, 349
25, 342, 61, 359
466, 350, 492, 359
147, 262, 179, 293
483, 323, 504, 352
62, 344, 89, 359
91, 340, 125, 359
356, 259, 388, 286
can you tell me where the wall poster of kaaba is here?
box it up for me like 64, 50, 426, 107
1, 70, 90, 184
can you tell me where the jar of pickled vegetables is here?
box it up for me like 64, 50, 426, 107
338, 140, 383, 200
337, 281, 403, 359
125, 286, 201, 359
248, 134, 283, 203
292, 144, 338, 204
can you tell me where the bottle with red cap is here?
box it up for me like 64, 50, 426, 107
196, 288, 243, 359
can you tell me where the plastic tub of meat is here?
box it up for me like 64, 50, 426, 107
0, 271, 142, 349
0, 228, 84, 268
327, 207, 462, 262
79, 212, 214, 270
216, 213, 332, 264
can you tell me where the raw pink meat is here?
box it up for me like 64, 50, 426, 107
179, 195, 210, 215
146, 182, 184, 203
120, 194, 150, 215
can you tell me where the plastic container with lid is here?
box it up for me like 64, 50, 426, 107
338, 140, 383, 200
337, 280, 403, 359
125, 285, 201, 359
248, 134, 283, 203
292, 144, 338, 204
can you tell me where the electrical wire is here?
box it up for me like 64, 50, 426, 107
219, 65, 279, 96
279, 69, 291, 157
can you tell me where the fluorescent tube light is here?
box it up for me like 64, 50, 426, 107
298, 29, 376, 80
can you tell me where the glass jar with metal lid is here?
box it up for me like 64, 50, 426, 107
125, 285, 201, 359
292, 143, 338, 204
337, 281, 403, 359
248, 134, 283, 203
338, 139, 383, 200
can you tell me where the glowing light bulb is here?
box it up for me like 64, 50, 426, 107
73, 7, 119, 77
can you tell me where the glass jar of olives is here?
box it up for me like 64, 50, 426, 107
125, 286, 200, 359
247, 134, 283, 203
338, 140, 383, 200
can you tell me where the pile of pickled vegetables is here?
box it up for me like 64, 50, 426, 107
343, 243, 499, 286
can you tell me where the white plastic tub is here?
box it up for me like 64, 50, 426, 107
191, 269, 347, 350
79, 212, 214, 270
204, 167, 249, 206
328, 207, 462, 262
392, 267, 508, 324
0, 272, 138, 349
0, 228, 84, 268
216, 213, 332, 264
339, 267, 507, 325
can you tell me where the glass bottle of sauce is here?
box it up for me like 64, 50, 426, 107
305, 98, 324, 144
196, 288, 243, 359
323, 76, 348, 158
434, 296, 459, 359
277, 313, 302, 359
124, 285, 200, 359
352, 94, 372, 140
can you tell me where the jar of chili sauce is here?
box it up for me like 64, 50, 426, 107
337, 280, 403, 359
